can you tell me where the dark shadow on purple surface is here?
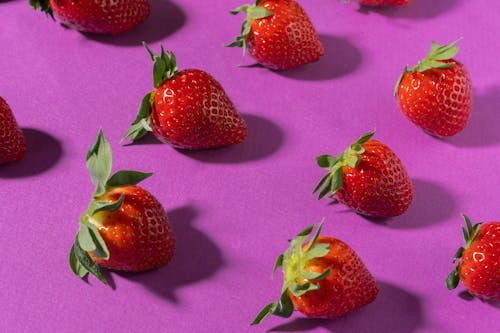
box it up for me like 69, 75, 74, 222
268, 281, 423, 333
0, 128, 63, 178
449, 87, 500, 147
357, 0, 460, 19
277, 34, 362, 81
179, 114, 284, 163
115, 205, 224, 302
458, 290, 475, 301
363, 179, 456, 229
84, 0, 186, 46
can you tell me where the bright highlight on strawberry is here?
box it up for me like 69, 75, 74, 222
0, 97, 26, 164
123, 43, 247, 150
252, 222, 378, 324
313, 131, 413, 217
29, 0, 151, 34
69, 131, 175, 284
227, 0, 324, 70
447, 215, 500, 300
395, 40, 472, 137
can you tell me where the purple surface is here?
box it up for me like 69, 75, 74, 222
0, 0, 499, 332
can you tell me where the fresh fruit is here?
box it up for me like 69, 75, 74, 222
227, 0, 324, 70
395, 40, 472, 137
0, 97, 26, 164
313, 131, 413, 217
353, 0, 411, 6
69, 130, 175, 284
122, 43, 247, 149
29, 0, 150, 35
252, 223, 378, 324
446, 215, 500, 300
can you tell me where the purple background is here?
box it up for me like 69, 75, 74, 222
1, 0, 499, 332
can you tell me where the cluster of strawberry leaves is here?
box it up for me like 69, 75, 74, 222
70, 130, 153, 283
122, 43, 178, 142
252, 223, 331, 324
446, 215, 482, 290
313, 131, 374, 199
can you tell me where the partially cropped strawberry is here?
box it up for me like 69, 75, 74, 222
252, 223, 378, 324
313, 131, 413, 217
0, 97, 26, 164
395, 40, 472, 137
447, 215, 500, 300
354, 0, 411, 6
227, 0, 324, 70
30, 0, 150, 34
123, 44, 247, 149
69, 131, 175, 284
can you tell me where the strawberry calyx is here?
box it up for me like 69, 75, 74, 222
122, 43, 178, 143
69, 130, 153, 284
29, 0, 54, 19
313, 131, 375, 200
252, 222, 331, 325
446, 214, 482, 290
226, 1, 274, 53
394, 39, 461, 96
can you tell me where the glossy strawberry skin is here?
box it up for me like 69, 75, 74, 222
247, 0, 324, 70
150, 69, 248, 149
397, 59, 472, 137
49, 0, 150, 34
459, 222, 500, 300
358, 0, 410, 5
336, 140, 413, 217
90, 185, 175, 272
0, 97, 26, 164
290, 236, 379, 318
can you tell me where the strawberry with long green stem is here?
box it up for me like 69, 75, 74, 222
70, 130, 175, 284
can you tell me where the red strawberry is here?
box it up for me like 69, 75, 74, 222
446, 215, 500, 300
395, 40, 472, 137
69, 130, 175, 284
313, 131, 413, 217
227, 0, 324, 70
30, 0, 150, 35
252, 223, 378, 324
353, 0, 410, 6
0, 97, 26, 164
123, 44, 247, 149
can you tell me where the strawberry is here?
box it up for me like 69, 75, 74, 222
351, 0, 411, 6
446, 215, 500, 300
227, 0, 324, 70
0, 97, 26, 164
29, 0, 150, 35
395, 40, 472, 137
252, 223, 378, 324
313, 131, 413, 217
122, 44, 247, 149
69, 130, 175, 284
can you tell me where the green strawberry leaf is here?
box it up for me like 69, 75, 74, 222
289, 282, 319, 297
330, 168, 344, 194
303, 243, 330, 262
272, 254, 284, 276
302, 268, 331, 281
88, 193, 125, 216
86, 130, 112, 197
77, 224, 97, 252
106, 171, 153, 188
446, 267, 460, 290
29, 0, 54, 19
69, 244, 89, 278
122, 92, 154, 143
143, 42, 178, 88
316, 155, 337, 168
313, 173, 331, 194
452, 247, 465, 263
411, 39, 461, 73
305, 220, 324, 252
86, 223, 110, 260
73, 237, 108, 285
